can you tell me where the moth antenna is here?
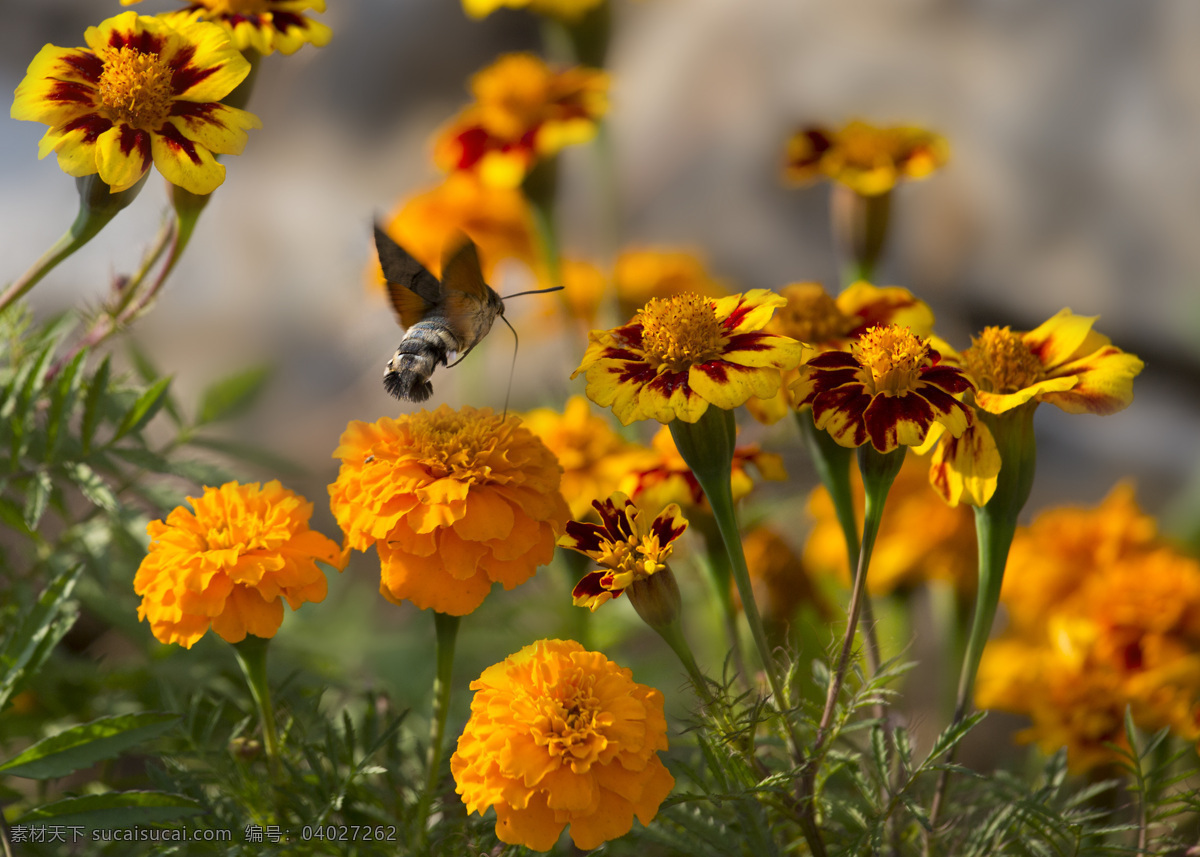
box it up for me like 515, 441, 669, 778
500, 285, 565, 300
500, 314, 520, 419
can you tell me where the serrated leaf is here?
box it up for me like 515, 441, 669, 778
112, 376, 172, 441
45, 349, 87, 462
128, 341, 182, 426
14, 790, 204, 830
196, 365, 271, 425
80, 355, 111, 456
0, 713, 179, 779
66, 462, 117, 512
23, 469, 52, 530
0, 566, 81, 711
927, 710, 987, 761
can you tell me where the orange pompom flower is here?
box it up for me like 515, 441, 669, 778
134, 481, 345, 648
120, 0, 332, 56
11, 11, 260, 194
784, 119, 950, 197
328, 405, 569, 616
451, 639, 675, 851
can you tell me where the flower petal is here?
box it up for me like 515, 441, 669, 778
929, 421, 1000, 507
1040, 346, 1144, 415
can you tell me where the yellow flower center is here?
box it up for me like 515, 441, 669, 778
535, 673, 606, 767
964, 326, 1045, 394
851, 324, 931, 395
408, 409, 505, 481
98, 47, 175, 130
773, 283, 853, 343
638, 293, 725, 372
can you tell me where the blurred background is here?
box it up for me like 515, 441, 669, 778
4, 0, 1200, 764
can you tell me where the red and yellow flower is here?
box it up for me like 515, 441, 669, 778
134, 481, 345, 648
792, 323, 974, 453
747, 280, 935, 424
574, 290, 807, 426
328, 405, 569, 616
558, 492, 688, 612
784, 120, 950, 197
11, 11, 260, 194
451, 638, 675, 851
120, 0, 332, 56
434, 53, 608, 189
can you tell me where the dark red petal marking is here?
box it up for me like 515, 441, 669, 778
118, 124, 153, 169
921, 364, 973, 393
694, 360, 730, 384
863, 392, 935, 450
804, 366, 861, 396
109, 28, 164, 55
47, 81, 96, 105
572, 571, 609, 600
564, 520, 606, 553
790, 128, 832, 169
599, 347, 642, 363
454, 127, 490, 170
646, 370, 691, 398
155, 121, 202, 165
724, 330, 779, 354
271, 12, 308, 33
650, 513, 686, 546
614, 360, 658, 387
62, 113, 113, 143
808, 350, 859, 369
847, 293, 924, 334
592, 498, 632, 542
170, 47, 220, 95
63, 52, 104, 82
170, 101, 226, 127
720, 298, 751, 332
614, 323, 645, 348
812, 384, 870, 446
915, 385, 974, 426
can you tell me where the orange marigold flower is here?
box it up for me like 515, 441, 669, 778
434, 53, 608, 189
558, 492, 688, 612
792, 323, 974, 453
451, 638, 675, 851
747, 280, 934, 424
11, 11, 260, 194
612, 248, 730, 321
574, 290, 807, 426
620, 426, 785, 514
120, 0, 331, 56
522, 395, 657, 520
462, 0, 606, 22
784, 120, 950, 197
328, 405, 569, 616
134, 481, 345, 648
804, 452, 975, 595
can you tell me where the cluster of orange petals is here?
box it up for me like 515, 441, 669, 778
784, 119, 950, 196
134, 481, 345, 648
328, 405, 569, 616
451, 639, 674, 851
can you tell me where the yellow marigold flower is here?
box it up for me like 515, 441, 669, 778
747, 280, 934, 424
120, 0, 331, 56
375, 172, 536, 282
328, 405, 570, 616
792, 323, 975, 453
620, 425, 785, 514
522, 395, 656, 520
613, 248, 730, 321
134, 481, 345, 649
433, 54, 608, 188
11, 11, 260, 195
451, 638, 675, 851
804, 452, 975, 595
462, 0, 605, 22
738, 525, 827, 626
784, 120, 950, 196
574, 290, 807, 426
558, 492, 688, 612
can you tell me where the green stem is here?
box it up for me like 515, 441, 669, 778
417, 611, 460, 844
830, 184, 891, 289
232, 635, 280, 774
694, 514, 750, 687
654, 617, 715, 706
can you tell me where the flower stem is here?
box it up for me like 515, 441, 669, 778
830, 184, 890, 288
694, 513, 750, 688
232, 635, 280, 774
654, 617, 715, 706
417, 611, 460, 844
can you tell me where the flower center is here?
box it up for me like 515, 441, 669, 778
535, 676, 605, 767
773, 283, 853, 343
964, 326, 1045, 394
638, 293, 725, 372
98, 47, 174, 130
851, 324, 931, 395
408, 409, 505, 480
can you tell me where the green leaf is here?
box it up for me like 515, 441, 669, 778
80, 355, 111, 456
128, 340, 182, 426
111, 376, 172, 441
196, 365, 272, 425
23, 469, 52, 530
65, 462, 117, 512
0, 566, 81, 712
188, 436, 306, 478
0, 713, 180, 779
14, 791, 204, 830
45, 348, 87, 462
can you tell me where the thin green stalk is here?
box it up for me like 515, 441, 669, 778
232, 635, 280, 774
693, 514, 750, 688
416, 611, 460, 845
654, 617, 715, 707
830, 184, 891, 289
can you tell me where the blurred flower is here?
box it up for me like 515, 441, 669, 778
739, 525, 827, 625
553, 257, 608, 328
328, 405, 569, 616
434, 53, 608, 188
977, 487, 1200, 772
784, 120, 949, 197
612, 249, 729, 321
804, 452, 976, 595
792, 323, 974, 452
521, 395, 656, 520
451, 639, 674, 851
747, 280, 934, 424
374, 172, 537, 283
11, 11, 260, 194
120, 0, 331, 55
621, 426, 785, 514
558, 492, 687, 614
134, 481, 344, 648
574, 290, 807, 426
462, 0, 606, 22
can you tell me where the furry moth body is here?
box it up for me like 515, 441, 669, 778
374, 224, 504, 402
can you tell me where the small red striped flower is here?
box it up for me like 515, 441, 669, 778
11, 12, 260, 195
120, 0, 332, 56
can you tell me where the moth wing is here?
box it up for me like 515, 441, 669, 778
439, 236, 502, 344
374, 222, 441, 329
